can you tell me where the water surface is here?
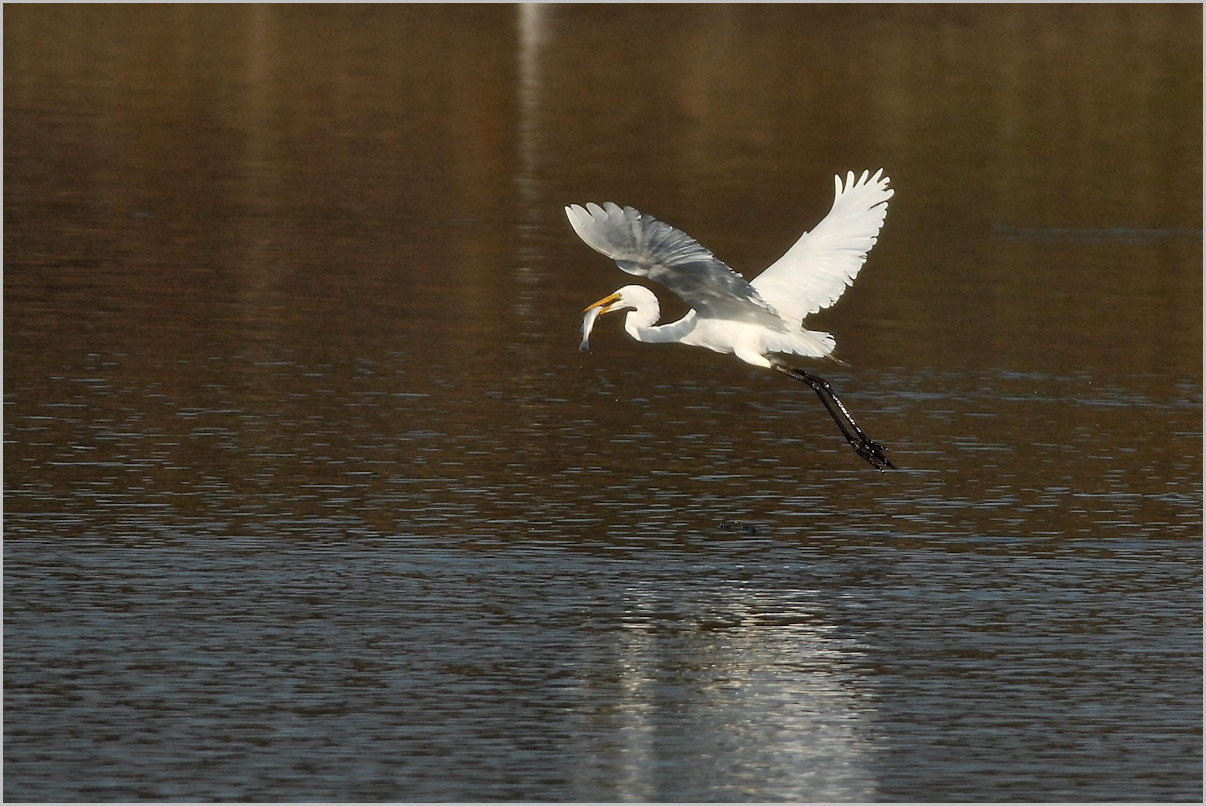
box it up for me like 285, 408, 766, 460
5, 5, 1202, 802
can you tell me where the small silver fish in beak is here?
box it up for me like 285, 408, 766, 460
579, 292, 621, 351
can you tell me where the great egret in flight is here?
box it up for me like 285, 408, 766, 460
569, 169, 895, 469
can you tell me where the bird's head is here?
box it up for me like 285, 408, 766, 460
579, 285, 658, 351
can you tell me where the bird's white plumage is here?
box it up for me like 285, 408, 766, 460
750, 169, 893, 324
567, 169, 891, 364
565, 201, 783, 327
569, 173, 896, 469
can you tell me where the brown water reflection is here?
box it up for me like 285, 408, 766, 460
5, 5, 1202, 802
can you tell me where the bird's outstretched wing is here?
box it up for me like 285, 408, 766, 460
750, 170, 892, 325
565, 202, 783, 326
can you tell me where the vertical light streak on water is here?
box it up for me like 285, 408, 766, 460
513, 2, 549, 320
611, 626, 657, 801
554, 577, 880, 801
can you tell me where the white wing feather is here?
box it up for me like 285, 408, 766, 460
750, 169, 892, 324
565, 201, 784, 326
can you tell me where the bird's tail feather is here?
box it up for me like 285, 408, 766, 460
763, 328, 835, 360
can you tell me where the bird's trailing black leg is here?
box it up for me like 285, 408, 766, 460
775, 365, 896, 470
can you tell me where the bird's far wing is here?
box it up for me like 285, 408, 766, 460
565, 202, 783, 325
749, 170, 892, 324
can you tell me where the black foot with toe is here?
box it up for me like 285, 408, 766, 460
775, 365, 896, 470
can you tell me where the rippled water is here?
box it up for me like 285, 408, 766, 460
5, 5, 1202, 802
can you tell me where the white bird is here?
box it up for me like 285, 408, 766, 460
568, 169, 895, 469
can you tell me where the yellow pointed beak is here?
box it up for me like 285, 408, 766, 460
580, 292, 622, 352
582, 291, 621, 315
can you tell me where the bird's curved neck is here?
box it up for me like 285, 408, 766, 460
626, 309, 693, 344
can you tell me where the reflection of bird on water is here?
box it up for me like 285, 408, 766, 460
569, 169, 896, 470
